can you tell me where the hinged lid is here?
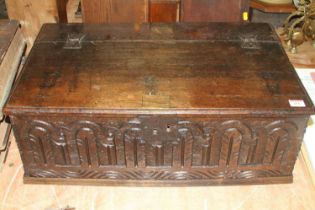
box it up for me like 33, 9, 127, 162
4, 23, 315, 116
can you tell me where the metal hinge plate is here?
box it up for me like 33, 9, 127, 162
239, 35, 261, 49
64, 33, 86, 49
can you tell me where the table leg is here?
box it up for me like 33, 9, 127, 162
56, 0, 68, 23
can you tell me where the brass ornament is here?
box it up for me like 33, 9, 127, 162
282, 0, 315, 53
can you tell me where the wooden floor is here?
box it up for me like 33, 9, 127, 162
0, 134, 314, 210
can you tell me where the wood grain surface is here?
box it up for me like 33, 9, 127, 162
0, 21, 25, 112
56, 0, 68, 23
81, 0, 147, 23
0, 21, 19, 64
277, 28, 315, 68
4, 23, 315, 115
0, 20, 25, 174
81, 0, 249, 23
250, 0, 295, 13
5, 0, 58, 48
181, 0, 248, 22
2, 22, 314, 186
284, 41, 315, 68
149, 1, 179, 22
7, 114, 309, 185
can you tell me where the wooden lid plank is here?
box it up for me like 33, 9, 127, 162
4, 23, 315, 115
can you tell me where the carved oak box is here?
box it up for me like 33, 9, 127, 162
4, 23, 315, 186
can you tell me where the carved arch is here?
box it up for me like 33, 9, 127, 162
26, 120, 67, 165
210, 120, 253, 167
176, 120, 205, 167
263, 120, 298, 166
69, 121, 122, 167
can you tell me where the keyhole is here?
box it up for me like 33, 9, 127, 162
166, 125, 171, 133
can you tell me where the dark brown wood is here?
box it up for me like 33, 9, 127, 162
24, 176, 293, 186
56, 0, 68, 23
5, 23, 314, 114
149, 1, 179, 23
81, 0, 146, 23
8, 115, 310, 185
250, 0, 296, 13
181, 0, 248, 22
81, 0, 250, 23
4, 23, 315, 186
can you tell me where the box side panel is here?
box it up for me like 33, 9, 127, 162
10, 114, 309, 185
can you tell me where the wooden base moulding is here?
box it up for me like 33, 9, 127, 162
24, 176, 293, 186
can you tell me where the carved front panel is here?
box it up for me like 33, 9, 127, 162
11, 115, 308, 182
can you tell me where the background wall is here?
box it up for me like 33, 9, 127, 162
5, 0, 58, 49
